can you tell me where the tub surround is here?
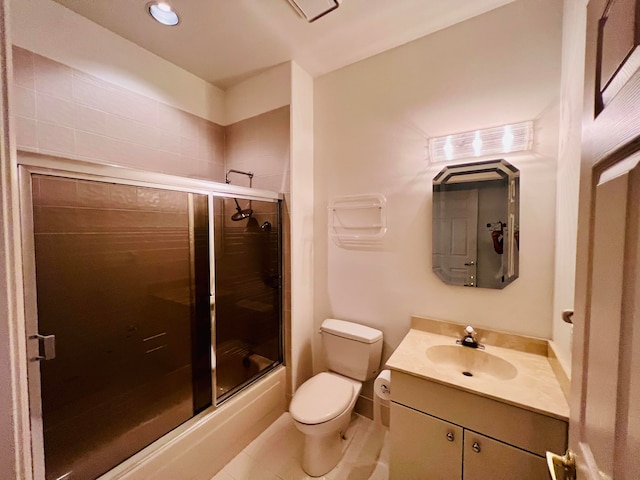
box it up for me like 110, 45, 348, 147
103, 367, 286, 480
386, 316, 569, 421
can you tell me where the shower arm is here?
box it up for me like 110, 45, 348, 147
225, 169, 254, 188
226, 169, 254, 219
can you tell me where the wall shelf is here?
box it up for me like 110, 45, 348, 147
328, 194, 387, 246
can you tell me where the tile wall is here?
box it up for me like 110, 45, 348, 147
224, 106, 290, 193
12, 46, 226, 181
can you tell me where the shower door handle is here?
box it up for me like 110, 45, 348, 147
30, 333, 56, 361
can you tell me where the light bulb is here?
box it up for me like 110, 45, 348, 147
472, 131, 482, 157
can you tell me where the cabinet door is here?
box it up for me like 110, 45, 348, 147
390, 402, 462, 480
463, 431, 548, 480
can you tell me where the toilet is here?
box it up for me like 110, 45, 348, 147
289, 318, 383, 477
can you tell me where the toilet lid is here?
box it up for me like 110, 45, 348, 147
290, 372, 353, 425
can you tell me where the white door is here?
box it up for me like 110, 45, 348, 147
549, 0, 640, 478
433, 189, 478, 286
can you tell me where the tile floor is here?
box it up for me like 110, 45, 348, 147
210, 413, 390, 480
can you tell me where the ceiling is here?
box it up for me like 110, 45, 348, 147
52, 0, 516, 89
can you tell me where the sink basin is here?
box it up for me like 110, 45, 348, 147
426, 344, 518, 381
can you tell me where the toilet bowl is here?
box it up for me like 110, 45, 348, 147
290, 372, 362, 477
289, 319, 383, 477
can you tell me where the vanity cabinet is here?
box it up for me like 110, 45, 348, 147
391, 402, 462, 480
389, 371, 567, 480
463, 430, 548, 480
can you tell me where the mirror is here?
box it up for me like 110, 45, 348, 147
432, 159, 519, 289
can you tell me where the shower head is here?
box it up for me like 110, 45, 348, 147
231, 198, 253, 221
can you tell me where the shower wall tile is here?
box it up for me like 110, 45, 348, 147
37, 92, 75, 128
106, 86, 158, 125
74, 104, 108, 135
198, 160, 225, 181
72, 76, 113, 112
37, 121, 75, 154
75, 130, 112, 160
33, 54, 74, 100
180, 136, 199, 159
34, 176, 78, 206
107, 114, 159, 148
110, 183, 138, 209
77, 180, 111, 208
224, 106, 290, 194
252, 174, 285, 193
12, 46, 226, 183
156, 128, 182, 154
14, 117, 38, 150
158, 102, 182, 132
13, 47, 35, 89
12, 85, 36, 119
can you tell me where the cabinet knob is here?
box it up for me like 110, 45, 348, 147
472, 442, 481, 453
446, 432, 455, 442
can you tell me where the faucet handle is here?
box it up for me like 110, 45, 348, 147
465, 325, 475, 335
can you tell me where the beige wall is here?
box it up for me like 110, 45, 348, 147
314, 0, 564, 390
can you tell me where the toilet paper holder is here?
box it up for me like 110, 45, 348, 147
374, 369, 392, 400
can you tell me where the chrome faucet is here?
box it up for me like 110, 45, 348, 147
456, 325, 485, 349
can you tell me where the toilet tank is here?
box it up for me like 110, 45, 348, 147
321, 319, 383, 381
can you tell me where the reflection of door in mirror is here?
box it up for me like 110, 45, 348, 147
432, 159, 519, 290
433, 189, 478, 286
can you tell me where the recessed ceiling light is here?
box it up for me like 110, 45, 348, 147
147, 2, 179, 26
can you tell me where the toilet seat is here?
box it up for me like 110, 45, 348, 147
290, 372, 354, 425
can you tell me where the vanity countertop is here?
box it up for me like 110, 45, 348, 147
386, 318, 569, 421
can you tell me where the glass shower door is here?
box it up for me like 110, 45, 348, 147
214, 196, 282, 401
26, 174, 212, 480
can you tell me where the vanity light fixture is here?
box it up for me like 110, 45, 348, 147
147, 2, 179, 26
428, 121, 534, 163
286, 0, 340, 22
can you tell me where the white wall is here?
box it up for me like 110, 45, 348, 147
551, 0, 588, 376
225, 63, 291, 125
10, 0, 225, 125
314, 0, 563, 365
289, 62, 314, 394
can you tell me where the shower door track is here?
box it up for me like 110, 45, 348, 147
17, 151, 283, 202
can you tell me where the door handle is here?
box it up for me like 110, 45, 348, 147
546, 450, 576, 480
30, 334, 56, 361
464, 261, 476, 266
562, 310, 574, 324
